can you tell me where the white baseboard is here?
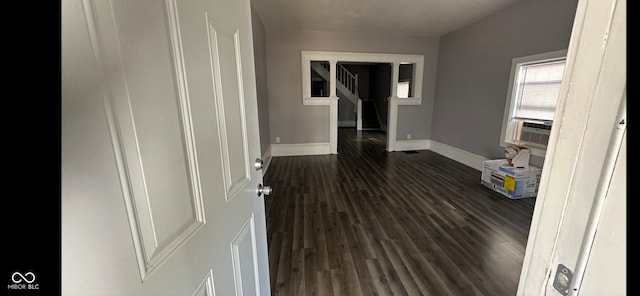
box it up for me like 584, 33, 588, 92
261, 147, 272, 176
338, 120, 356, 127
395, 139, 430, 151
428, 139, 488, 171
271, 143, 331, 156
268, 139, 487, 171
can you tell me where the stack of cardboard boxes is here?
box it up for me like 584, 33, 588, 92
480, 159, 542, 199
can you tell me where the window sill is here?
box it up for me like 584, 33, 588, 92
389, 96, 421, 105
302, 96, 337, 106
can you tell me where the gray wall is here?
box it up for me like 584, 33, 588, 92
251, 7, 271, 155
431, 0, 578, 165
265, 30, 439, 144
337, 89, 356, 124
343, 64, 371, 100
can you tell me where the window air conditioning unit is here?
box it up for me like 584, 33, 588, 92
519, 121, 552, 146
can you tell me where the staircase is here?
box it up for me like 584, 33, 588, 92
310, 62, 359, 105
311, 62, 381, 131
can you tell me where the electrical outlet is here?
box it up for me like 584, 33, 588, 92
275, 136, 280, 144
407, 133, 412, 140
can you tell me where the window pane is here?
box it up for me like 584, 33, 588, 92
398, 63, 414, 97
514, 60, 565, 121
310, 61, 330, 97
397, 81, 410, 98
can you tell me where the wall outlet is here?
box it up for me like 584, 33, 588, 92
275, 136, 281, 144
407, 133, 412, 140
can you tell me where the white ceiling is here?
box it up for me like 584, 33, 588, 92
251, 0, 523, 37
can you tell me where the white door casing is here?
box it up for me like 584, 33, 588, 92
62, 0, 270, 295
516, 0, 626, 294
300, 51, 424, 153
578, 131, 625, 295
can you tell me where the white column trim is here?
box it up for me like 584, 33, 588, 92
386, 97, 398, 151
329, 96, 338, 154
356, 99, 362, 130
386, 62, 401, 152
329, 60, 337, 97
301, 51, 425, 155
391, 62, 399, 99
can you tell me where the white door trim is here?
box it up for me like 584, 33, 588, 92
516, 0, 626, 293
301, 51, 425, 153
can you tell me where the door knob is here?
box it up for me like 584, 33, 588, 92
254, 158, 264, 170
257, 184, 272, 196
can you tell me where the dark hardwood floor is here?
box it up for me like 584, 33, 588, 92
263, 128, 536, 295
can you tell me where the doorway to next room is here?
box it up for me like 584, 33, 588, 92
333, 62, 391, 152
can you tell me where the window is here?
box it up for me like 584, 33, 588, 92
397, 81, 410, 98
397, 63, 414, 98
310, 61, 330, 97
500, 50, 567, 156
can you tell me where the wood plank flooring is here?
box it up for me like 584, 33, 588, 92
264, 128, 536, 295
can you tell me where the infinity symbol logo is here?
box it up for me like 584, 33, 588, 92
11, 272, 35, 284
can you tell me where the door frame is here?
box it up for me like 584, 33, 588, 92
516, 0, 626, 293
301, 51, 424, 153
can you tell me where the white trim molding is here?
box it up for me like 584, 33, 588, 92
329, 96, 339, 154
395, 139, 430, 151
261, 147, 272, 176
301, 51, 424, 155
386, 97, 398, 151
268, 138, 489, 172
356, 99, 362, 130
385, 96, 421, 151
427, 140, 488, 171
394, 139, 487, 171
271, 143, 331, 156
517, 0, 627, 293
302, 97, 331, 105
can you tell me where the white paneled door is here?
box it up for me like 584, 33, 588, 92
62, 0, 270, 295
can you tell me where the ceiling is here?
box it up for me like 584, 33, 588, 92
250, 0, 523, 37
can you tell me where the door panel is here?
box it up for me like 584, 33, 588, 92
231, 215, 260, 295
62, 0, 270, 294
104, 0, 207, 278
207, 16, 252, 201
193, 271, 216, 296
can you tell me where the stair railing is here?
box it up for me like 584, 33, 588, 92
337, 64, 358, 100
314, 62, 359, 103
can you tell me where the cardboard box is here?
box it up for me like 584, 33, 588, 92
480, 159, 542, 199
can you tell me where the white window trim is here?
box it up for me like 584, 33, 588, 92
300, 51, 424, 153
499, 49, 567, 157
301, 51, 424, 105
